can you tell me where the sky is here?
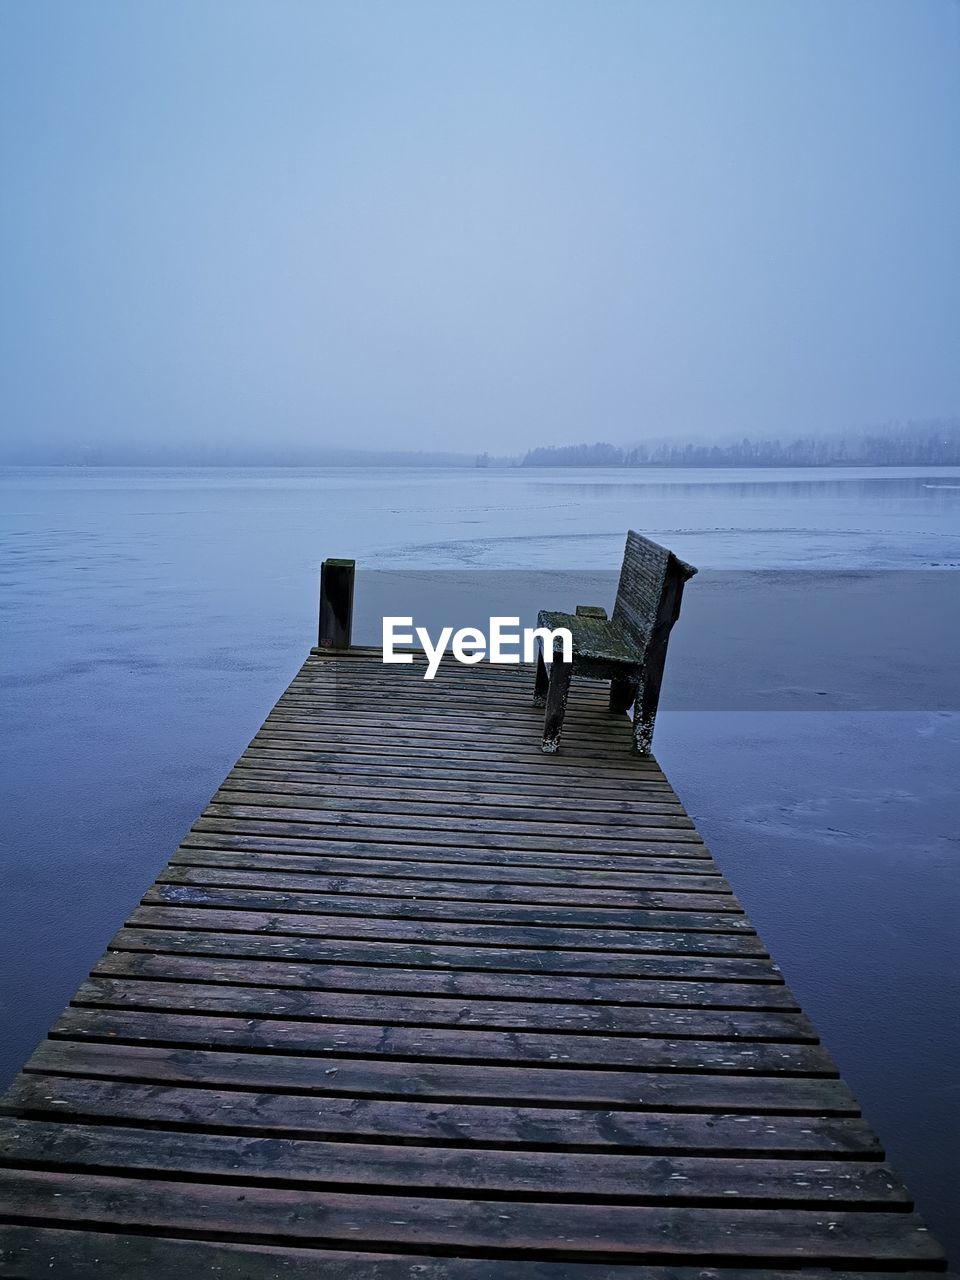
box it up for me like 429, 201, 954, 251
1, 0, 959, 459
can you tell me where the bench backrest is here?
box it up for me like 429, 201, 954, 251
612, 531, 697, 650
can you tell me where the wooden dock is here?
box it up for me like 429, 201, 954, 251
0, 648, 946, 1277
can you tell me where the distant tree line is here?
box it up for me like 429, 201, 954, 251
522, 421, 960, 468
1, 443, 476, 467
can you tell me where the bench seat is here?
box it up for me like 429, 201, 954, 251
537, 608, 644, 666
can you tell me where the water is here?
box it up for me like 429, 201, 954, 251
2, 464, 959, 1256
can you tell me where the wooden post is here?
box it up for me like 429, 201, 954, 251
318, 558, 355, 649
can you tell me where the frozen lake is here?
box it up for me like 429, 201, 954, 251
2, 464, 959, 1255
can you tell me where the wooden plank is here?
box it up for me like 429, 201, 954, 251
272, 685, 612, 705
236, 748, 673, 790
0, 1171, 942, 1265
266, 704, 654, 735
233, 764, 674, 798
107, 928, 784, 983
258, 706, 648, 736
1, 1077, 877, 1153
261, 717, 657, 754
50, 1008, 839, 1074
127, 903, 770, 955
214, 780, 689, 822
170, 846, 730, 890
193, 814, 706, 853
0, 1227, 943, 1280
246, 732, 668, 774
0, 1118, 908, 1206
95, 951, 796, 1009
142, 885, 753, 937
23, 1042, 857, 1112
277, 679, 650, 706
182, 829, 715, 867
249, 731, 667, 767
0, 1126, 911, 1223
68, 976, 815, 1040
158, 864, 739, 912
228, 763, 679, 801
276, 697, 619, 720
202, 799, 699, 837
277, 676, 632, 700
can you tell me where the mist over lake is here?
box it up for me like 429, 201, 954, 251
2, 462, 959, 1254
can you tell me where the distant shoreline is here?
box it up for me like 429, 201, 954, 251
4, 459, 960, 472
4, 423, 960, 470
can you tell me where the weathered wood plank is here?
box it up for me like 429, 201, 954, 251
237, 747, 672, 789
107, 927, 783, 983
193, 814, 706, 853
69, 976, 814, 1039
171, 846, 729, 890
252, 727, 665, 762
50, 1008, 839, 1074
184, 827, 714, 865
0, 1226, 943, 1280
158, 864, 739, 912
98, 945, 794, 1005
0, 1118, 908, 1206
23, 1041, 854, 1112
127, 903, 770, 955
0, 1171, 942, 1264
228, 765, 679, 803
141, 884, 753, 936
203, 799, 699, 837
214, 780, 689, 823
0, 1077, 877, 1154
248, 737, 665, 762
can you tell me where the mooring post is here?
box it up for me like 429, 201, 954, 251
318, 557, 355, 649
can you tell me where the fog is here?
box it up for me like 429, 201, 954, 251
1, 0, 958, 459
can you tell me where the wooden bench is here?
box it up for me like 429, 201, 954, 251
534, 531, 697, 753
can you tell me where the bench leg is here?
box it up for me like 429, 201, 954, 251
533, 644, 549, 706
632, 679, 654, 755
541, 660, 572, 753
609, 675, 638, 714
